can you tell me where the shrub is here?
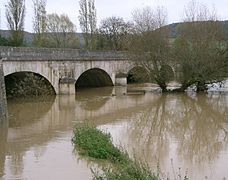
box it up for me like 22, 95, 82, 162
72, 124, 125, 163
72, 124, 159, 180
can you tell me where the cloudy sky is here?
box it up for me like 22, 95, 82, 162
0, 0, 228, 32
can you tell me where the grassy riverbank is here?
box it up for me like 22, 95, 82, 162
72, 124, 159, 180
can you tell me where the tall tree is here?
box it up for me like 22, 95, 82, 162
45, 13, 79, 48
173, 0, 227, 91
78, 0, 97, 49
5, 0, 25, 46
33, 0, 47, 47
97, 16, 133, 50
130, 6, 172, 92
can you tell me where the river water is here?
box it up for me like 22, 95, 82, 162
0, 86, 227, 180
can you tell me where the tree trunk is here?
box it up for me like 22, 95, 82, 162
157, 81, 168, 92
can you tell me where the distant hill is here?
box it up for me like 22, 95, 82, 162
0, 30, 85, 47
1, 20, 228, 46
0, 30, 34, 44
167, 20, 228, 38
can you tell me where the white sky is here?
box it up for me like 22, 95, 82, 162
0, 0, 228, 32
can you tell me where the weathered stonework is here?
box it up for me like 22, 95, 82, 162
1, 46, 133, 95
0, 59, 7, 123
59, 78, 76, 95
115, 78, 127, 86
0, 46, 128, 61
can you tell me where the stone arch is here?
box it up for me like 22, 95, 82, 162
127, 66, 150, 84
75, 68, 114, 88
160, 65, 175, 82
126, 64, 176, 84
4, 71, 56, 96
3, 62, 58, 94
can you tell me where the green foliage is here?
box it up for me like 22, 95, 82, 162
72, 124, 159, 180
173, 26, 227, 91
171, 3, 227, 92
0, 35, 9, 46
72, 124, 124, 162
93, 159, 158, 180
8, 31, 24, 46
5, 72, 55, 98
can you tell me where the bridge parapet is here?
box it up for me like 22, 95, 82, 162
0, 46, 129, 61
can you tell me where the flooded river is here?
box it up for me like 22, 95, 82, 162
0, 87, 227, 180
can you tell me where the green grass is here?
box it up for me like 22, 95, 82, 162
72, 124, 159, 180
72, 124, 126, 163
92, 159, 158, 180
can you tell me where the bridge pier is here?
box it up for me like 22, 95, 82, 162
59, 78, 76, 95
115, 77, 127, 86
115, 73, 127, 86
0, 58, 7, 123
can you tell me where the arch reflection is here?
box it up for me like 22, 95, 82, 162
75, 87, 113, 111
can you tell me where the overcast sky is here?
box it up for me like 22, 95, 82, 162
0, 0, 228, 32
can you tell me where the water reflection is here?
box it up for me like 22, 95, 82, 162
0, 87, 227, 180
75, 87, 113, 111
103, 93, 228, 179
173, 94, 227, 164
0, 122, 8, 178
7, 96, 55, 127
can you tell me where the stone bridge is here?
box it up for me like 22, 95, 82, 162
0, 47, 137, 95
0, 58, 7, 122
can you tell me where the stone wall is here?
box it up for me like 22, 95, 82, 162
0, 59, 7, 123
0, 46, 128, 61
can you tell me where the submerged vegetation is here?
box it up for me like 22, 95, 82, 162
72, 124, 189, 180
72, 124, 125, 162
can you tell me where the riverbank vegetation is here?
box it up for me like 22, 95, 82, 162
128, 2, 227, 92
72, 124, 189, 180
72, 124, 126, 162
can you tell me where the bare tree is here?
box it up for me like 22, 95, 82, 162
45, 13, 79, 48
5, 0, 25, 46
130, 6, 172, 92
32, 0, 46, 47
173, 0, 227, 91
97, 16, 133, 50
183, 0, 217, 22
78, 0, 97, 49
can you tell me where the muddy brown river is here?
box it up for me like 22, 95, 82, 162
0, 87, 227, 180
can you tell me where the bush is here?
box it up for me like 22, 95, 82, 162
72, 124, 159, 180
5, 72, 55, 98
72, 124, 125, 162
0, 35, 9, 46
93, 160, 158, 180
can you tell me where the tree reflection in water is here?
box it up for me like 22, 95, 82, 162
174, 93, 227, 164
125, 93, 227, 173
